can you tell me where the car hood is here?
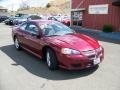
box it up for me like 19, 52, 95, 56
48, 34, 100, 51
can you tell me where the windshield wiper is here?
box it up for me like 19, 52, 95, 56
46, 35, 60, 37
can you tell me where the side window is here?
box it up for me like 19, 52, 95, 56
28, 24, 39, 35
40, 24, 55, 36
29, 15, 42, 20
20, 23, 27, 31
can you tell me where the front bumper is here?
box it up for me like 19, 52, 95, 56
57, 49, 104, 70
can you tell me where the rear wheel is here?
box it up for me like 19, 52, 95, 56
46, 48, 58, 70
14, 37, 21, 50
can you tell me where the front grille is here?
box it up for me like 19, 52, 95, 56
88, 55, 96, 60
82, 50, 96, 56
72, 63, 81, 68
82, 50, 97, 60
82, 47, 102, 60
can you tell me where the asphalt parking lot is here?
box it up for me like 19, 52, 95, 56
0, 23, 120, 90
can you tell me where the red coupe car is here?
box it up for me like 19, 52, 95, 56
61, 16, 70, 26
12, 20, 104, 70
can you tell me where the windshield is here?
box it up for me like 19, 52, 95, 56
20, 16, 28, 19
9, 17, 18, 19
41, 22, 75, 36
63, 16, 70, 20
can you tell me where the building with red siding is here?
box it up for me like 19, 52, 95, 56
71, 0, 120, 31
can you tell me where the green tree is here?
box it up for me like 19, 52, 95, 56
46, 3, 51, 8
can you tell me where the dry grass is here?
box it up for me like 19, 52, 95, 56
17, 0, 70, 15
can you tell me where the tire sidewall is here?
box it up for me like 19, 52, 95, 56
46, 49, 58, 70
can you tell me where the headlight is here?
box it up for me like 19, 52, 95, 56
61, 48, 80, 55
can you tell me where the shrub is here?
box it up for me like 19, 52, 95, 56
46, 3, 51, 8
102, 24, 113, 33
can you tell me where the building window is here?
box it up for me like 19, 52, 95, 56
71, 11, 83, 26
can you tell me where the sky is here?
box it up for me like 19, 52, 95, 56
0, 0, 50, 11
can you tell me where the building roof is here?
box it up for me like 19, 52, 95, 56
0, 6, 7, 10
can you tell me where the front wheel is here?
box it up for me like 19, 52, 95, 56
46, 49, 58, 70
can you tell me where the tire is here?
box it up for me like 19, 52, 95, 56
14, 37, 21, 50
46, 48, 58, 70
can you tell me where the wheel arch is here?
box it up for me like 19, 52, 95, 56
42, 46, 55, 55
42, 45, 59, 70
42, 45, 57, 60
13, 35, 17, 42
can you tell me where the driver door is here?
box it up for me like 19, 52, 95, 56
24, 22, 43, 56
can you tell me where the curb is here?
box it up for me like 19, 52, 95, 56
99, 32, 120, 41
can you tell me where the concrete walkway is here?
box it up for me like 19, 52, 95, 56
72, 26, 120, 44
